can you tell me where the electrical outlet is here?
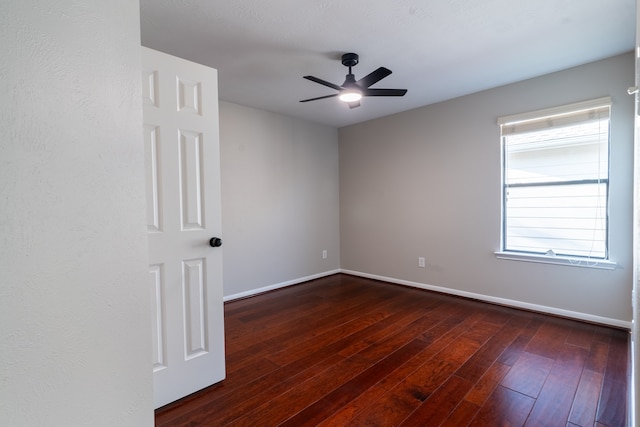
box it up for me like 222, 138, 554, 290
322, 250, 328, 259
418, 257, 425, 268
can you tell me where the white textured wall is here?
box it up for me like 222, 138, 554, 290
0, 1, 153, 426
633, 0, 640, 421
340, 53, 634, 325
219, 102, 340, 298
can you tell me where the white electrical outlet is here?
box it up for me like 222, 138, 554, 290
418, 257, 425, 268
322, 250, 328, 259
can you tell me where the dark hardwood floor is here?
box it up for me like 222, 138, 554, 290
155, 274, 629, 426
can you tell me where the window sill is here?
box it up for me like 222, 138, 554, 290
494, 251, 617, 270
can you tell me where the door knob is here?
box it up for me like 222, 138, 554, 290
209, 237, 222, 248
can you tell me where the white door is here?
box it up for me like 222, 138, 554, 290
141, 47, 225, 409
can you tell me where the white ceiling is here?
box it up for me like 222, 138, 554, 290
140, 0, 635, 128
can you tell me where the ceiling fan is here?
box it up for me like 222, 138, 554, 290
300, 53, 407, 109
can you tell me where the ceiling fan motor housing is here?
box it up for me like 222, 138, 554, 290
341, 53, 359, 68
343, 74, 357, 87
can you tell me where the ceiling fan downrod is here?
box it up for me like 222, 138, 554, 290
342, 53, 359, 86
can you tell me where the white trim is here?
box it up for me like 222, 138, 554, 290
340, 269, 631, 329
494, 251, 618, 270
223, 269, 341, 302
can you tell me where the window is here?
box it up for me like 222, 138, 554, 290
498, 98, 611, 261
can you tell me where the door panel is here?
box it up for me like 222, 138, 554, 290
142, 47, 225, 409
144, 125, 162, 232
150, 264, 165, 371
179, 130, 205, 229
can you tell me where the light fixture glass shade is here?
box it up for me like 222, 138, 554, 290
339, 89, 362, 103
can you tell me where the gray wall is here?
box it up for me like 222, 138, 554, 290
219, 102, 341, 298
0, 1, 153, 425
340, 53, 634, 325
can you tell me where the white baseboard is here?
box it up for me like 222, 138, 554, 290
341, 269, 632, 330
223, 269, 342, 302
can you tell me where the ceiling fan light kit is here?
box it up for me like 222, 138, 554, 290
300, 53, 407, 109
338, 89, 362, 103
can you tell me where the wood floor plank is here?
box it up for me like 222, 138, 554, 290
227, 290, 420, 369
456, 314, 531, 382
497, 335, 533, 366
519, 316, 546, 339
226, 355, 372, 426
596, 330, 629, 427
434, 335, 484, 366
317, 309, 487, 426
524, 344, 587, 426
349, 357, 459, 426
605, 330, 630, 383
348, 305, 469, 392
315, 385, 388, 427
524, 320, 571, 359
565, 322, 595, 349
263, 291, 425, 366
158, 353, 346, 426
229, 302, 465, 425
464, 361, 511, 406
226, 282, 399, 357
153, 273, 629, 426
206, 303, 434, 422
440, 400, 480, 427
585, 340, 610, 374
500, 351, 554, 398
468, 385, 535, 427
593, 324, 613, 344
226, 277, 388, 332
278, 337, 430, 426
568, 369, 603, 427
399, 375, 475, 425
336, 302, 459, 362
597, 379, 627, 427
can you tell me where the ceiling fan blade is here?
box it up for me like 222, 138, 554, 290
303, 75, 343, 91
299, 93, 339, 103
356, 67, 392, 88
363, 88, 407, 97
348, 101, 360, 109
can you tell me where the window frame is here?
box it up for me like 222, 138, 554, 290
495, 97, 616, 269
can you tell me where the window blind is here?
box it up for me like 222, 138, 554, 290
497, 97, 611, 131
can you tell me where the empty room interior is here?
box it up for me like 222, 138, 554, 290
3, 1, 640, 426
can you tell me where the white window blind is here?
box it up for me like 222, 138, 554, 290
498, 98, 611, 259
